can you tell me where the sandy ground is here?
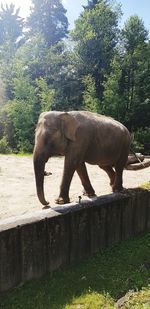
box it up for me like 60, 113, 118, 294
0, 154, 150, 220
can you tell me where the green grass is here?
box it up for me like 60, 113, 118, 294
0, 152, 32, 157
140, 182, 150, 191
11, 153, 32, 157
1, 233, 150, 309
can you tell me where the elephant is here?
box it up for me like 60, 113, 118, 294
33, 111, 131, 206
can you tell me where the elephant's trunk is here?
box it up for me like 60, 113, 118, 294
33, 154, 49, 206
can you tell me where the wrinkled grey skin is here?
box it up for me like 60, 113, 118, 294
33, 111, 131, 206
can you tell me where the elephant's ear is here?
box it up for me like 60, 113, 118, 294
60, 112, 79, 141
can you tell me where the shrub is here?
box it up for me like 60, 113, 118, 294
132, 128, 150, 154
0, 137, 11, 154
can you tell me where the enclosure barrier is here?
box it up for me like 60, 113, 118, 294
0, 188, 150, 293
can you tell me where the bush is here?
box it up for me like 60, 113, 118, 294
6, 99, 35, 153
132, 128, 150, 155
18, 140, 33, 153
0, 137, 11, 154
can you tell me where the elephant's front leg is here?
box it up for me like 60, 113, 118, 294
55, 157, 76, 204
76, 163, 96, 197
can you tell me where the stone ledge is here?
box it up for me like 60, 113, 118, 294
0, 193, 127, 232
0, 189, 149, 293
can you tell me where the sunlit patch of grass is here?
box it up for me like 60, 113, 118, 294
66, 292, 115, 309
116, 285, 150, 308
0, 152, 32, 157
13, 152, 32, 157
140, 182, 150, 190
129, 286, 150, 308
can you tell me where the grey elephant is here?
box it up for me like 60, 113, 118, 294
33, 111, 131, 206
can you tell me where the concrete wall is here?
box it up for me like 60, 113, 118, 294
0, 189, 150, 293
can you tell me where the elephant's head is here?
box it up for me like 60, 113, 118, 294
33, 111, 79, 205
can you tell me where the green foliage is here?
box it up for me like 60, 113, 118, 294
0, 0, 149, 153
0, 77, 6, 107
13, 74, 36, 102
118, 16, 149, 129
83, 0, 100, 10
72, 0, 121, 98
0, 136, 11, 154
27, 0, 68, 47
103, 15, 150, 146
36, 78, 55, 112
0, 3, 24, 45
1, 233, 150, 308
103, 56, 122, 118
122, 15, 148, 52
132, 128, 150, 155
0, 67, 39, 152
6, 100, 35, 152
0, 4, 24, 101
82, 75, 101, 112
42, 42, 83, 110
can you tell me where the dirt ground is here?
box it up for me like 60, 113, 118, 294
0, 154, 150, 220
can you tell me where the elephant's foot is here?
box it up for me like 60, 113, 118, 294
83, 190, 96, 198
42, 205, 50, 209
44, 171, 52, 176
55, 196, 70, 205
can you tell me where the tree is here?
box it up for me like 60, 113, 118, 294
27, 0, 68, 47
121, 15, 148, 53
0, 77, 6, 107
82, 74, 100, 112
103, 15, 150, 133
36, 77, 55, 112
0, 1, 149, 154
103, 56, 123, 119
120, 16, 149, 128
13, 34, 48, 81
1, 72, 37, 152
83, 0, 113, 11
0, 3, 24, 100
44, 43, 83, 110
72, 0, 121, 100
0, 3, 24, 45
5, 99, 35, 152
83, 0, 99, 10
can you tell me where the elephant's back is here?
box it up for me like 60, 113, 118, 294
69, 111, 130, 141
71, 111, 131, 166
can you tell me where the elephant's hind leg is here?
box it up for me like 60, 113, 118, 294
112, 154, 128, 192
100, 165, 116, 187
112, 163, 125, 192
76, 163, 96, 197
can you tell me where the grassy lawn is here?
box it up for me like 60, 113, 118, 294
1, 233, 150, 309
